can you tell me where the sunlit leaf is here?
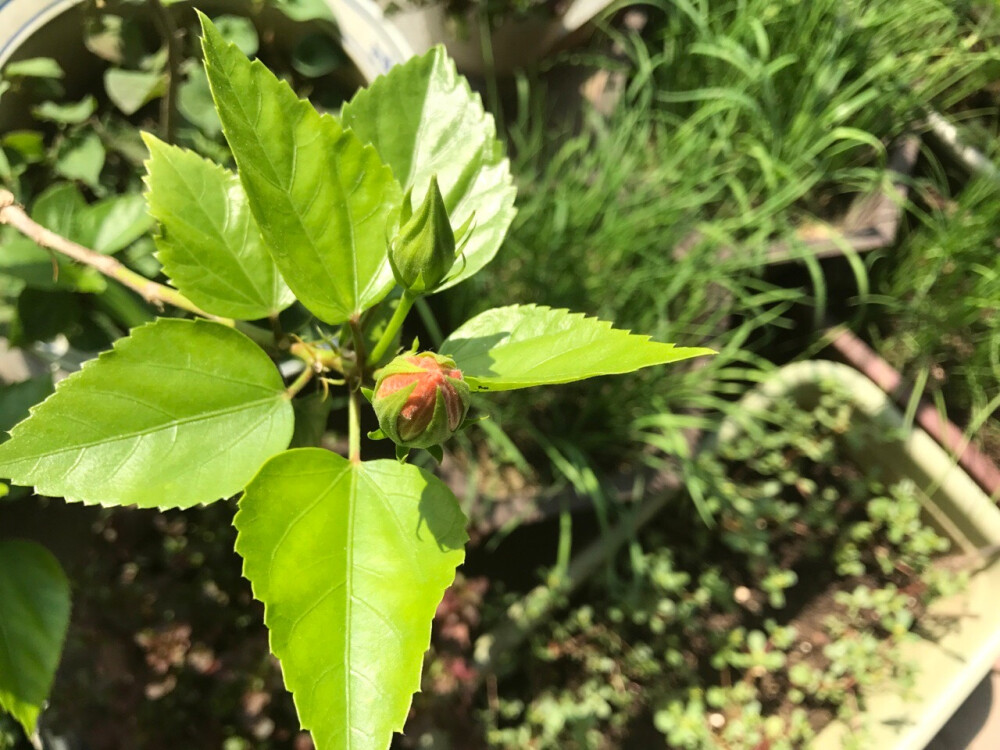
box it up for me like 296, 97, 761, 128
0, 319, 293, 508
144, 134, 293, 319
0, 540, 71, 736
342, 46, 516, 291
236, 448, 467, 750
441, 304, 715, 391
201, 13, 401, 324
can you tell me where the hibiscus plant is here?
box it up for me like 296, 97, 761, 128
0, 13, 711, 749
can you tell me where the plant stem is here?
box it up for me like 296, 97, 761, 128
0, 189, 231, 324
368, 291, 415, 366
284, 364, 315, 398
348, 315, 367, 379
149, 0, 181, 144
348, 387, 361, 463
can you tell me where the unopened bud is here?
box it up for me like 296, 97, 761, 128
372, 352, 470, 449
388, 176, 456, 294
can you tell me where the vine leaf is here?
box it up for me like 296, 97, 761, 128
200, 13, 401, 324
236, 449, 468, 750
441, 304, 715, 391
143, 134, 294, 320
0, 319, 293, 508
0, 539, 71, 736
341, 46, 517, 291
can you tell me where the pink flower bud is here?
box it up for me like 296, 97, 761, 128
373, 353, 471, 448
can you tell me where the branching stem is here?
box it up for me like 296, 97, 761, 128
149, 0, 182, 144
0, 189, 230, 324
290, 340, 344, 375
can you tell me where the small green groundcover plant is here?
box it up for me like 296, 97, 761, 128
479, 386, 965, 750
0, 13, 711, 748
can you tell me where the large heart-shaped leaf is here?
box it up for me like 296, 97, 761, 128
0, 539, 71, 736
441, 304, 715, 391
236, 449, 467, 750
144, 134, 294, 320
0, 319, 293, 508
341, 46, 517, 291
200, 13, 401, 324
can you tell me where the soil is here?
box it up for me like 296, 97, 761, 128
3, 497, 309, 749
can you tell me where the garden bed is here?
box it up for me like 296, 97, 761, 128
423, 362, 1000, 749
2, 1, 1000, 747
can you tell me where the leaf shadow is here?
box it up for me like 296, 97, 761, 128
442, 331, 507, 386
415, 476, 468, 553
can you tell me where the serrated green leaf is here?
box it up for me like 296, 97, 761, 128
104, 68, 166, 115
289, 392, 333, 448
1, 131, 45, 163
271, 0, 334, 21
76, 193, 153, 254
2, 58, 63, 79
31, 96, 97, 125
30, 183, 85, 236
440, 304, 715, 391
177, 62, 222, 135
54, 130, 105, 188
144, 134, 293, 319
236, 448, 467, 750
213, 14, 259, 57
291, 33, 346, 78
0, 145, 11, 181
0, 319, 293, 508
10, 289, 82, 346
0, 539, 71, 736
342, 46, 516, 292
200, 13, 401, 324
0, 375, 55, 441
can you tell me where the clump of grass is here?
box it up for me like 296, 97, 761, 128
640, 0, 1000, 221
437, 0, 1000, 488
872, 175, 1000, 456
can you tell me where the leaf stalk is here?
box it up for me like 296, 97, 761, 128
368, 291, 415, 367
348, 388, 362, 463
284, 363, 315, 399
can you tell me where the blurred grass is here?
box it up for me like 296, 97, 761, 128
871, 174, 1000, 457
432, 0, 1000, 512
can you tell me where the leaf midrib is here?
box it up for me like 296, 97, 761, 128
345, 469, 357, 738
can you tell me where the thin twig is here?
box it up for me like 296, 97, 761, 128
348, 315, 368, 382
149, 0, 182, 144
0, 189, 231, 324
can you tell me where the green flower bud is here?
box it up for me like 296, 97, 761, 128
388, 176, 456, 294
372, 352, 471, 449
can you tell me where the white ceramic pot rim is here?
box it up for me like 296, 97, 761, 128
0, 0, 415, 81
